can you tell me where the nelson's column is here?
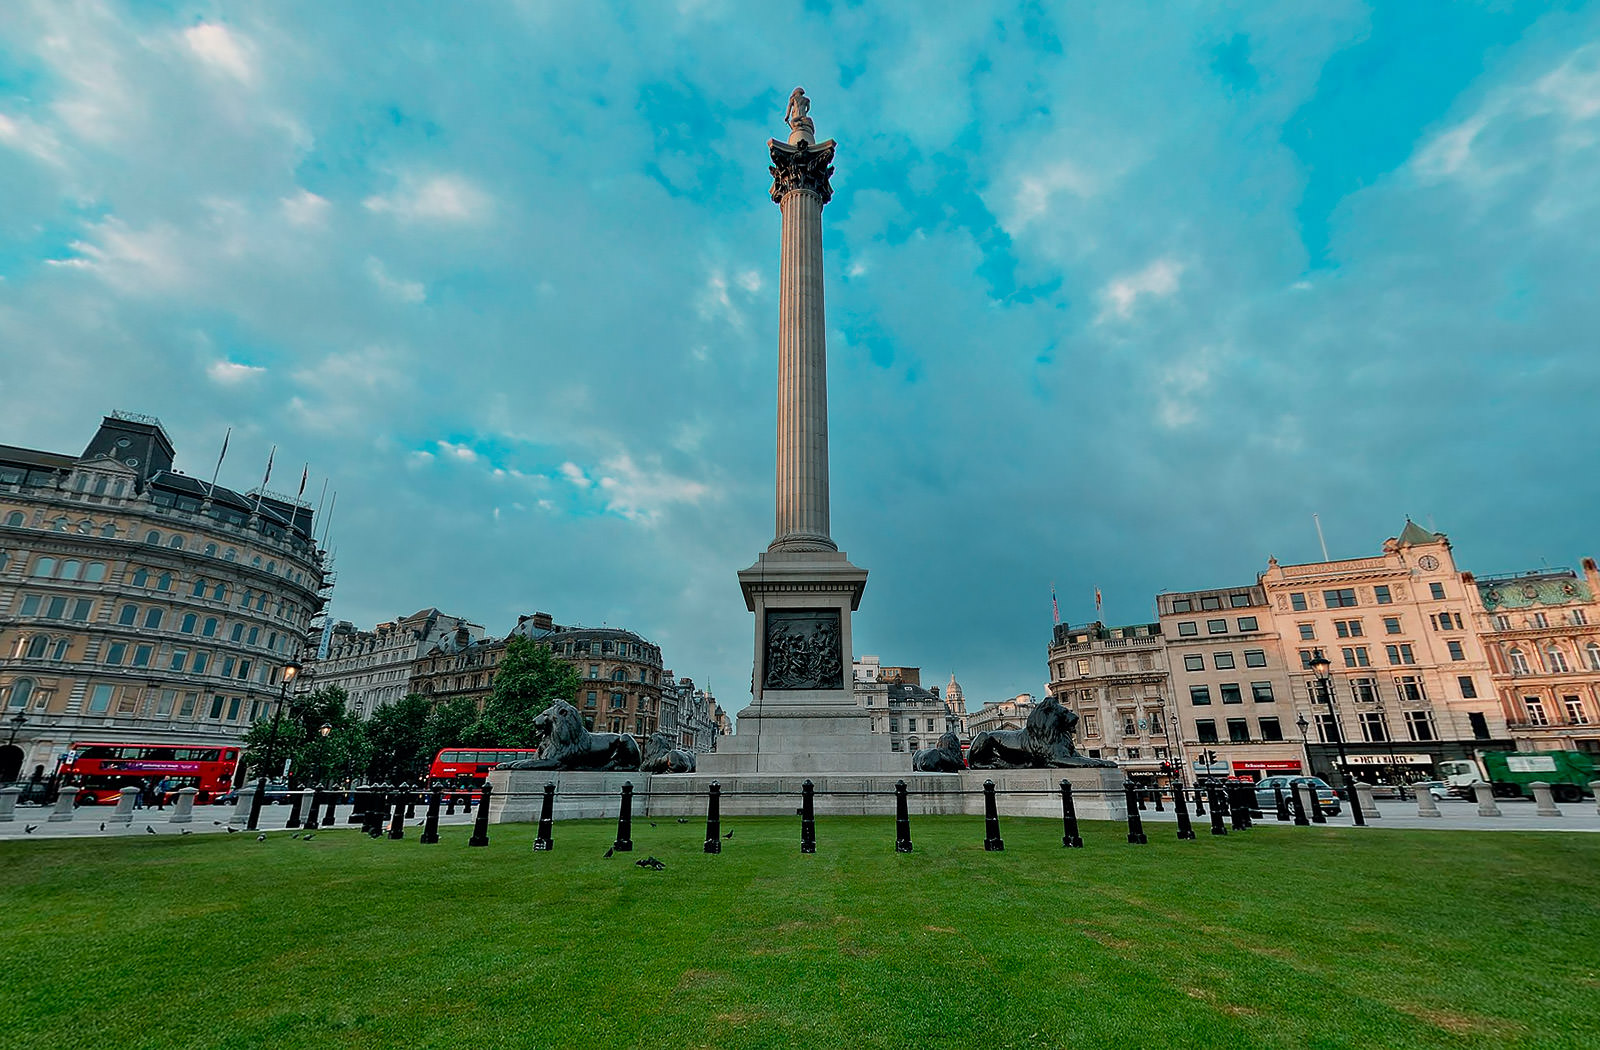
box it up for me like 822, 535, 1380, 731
703, 89, 901, 775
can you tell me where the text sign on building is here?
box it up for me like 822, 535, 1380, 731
1507, 755, 1558, 773
1344, 754, 1433, 766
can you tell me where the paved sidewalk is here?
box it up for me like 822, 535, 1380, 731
1134, 795, 1600, 833
0, 804, 484, 842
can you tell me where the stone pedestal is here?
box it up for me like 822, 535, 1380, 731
1473, 782, 1502, 817
170, 787, 198, 824
47, 786, 78, 822
1415, 786, 1442, 817
0, 785, 20, 822
229, 784, 256, 826
1591, 781, 1600, 815
1529, 781, 1562, 817
1354, 782, 1379, 819
112, 785, 139, 825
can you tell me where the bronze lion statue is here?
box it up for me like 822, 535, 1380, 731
966, 695, 1114, 769
639, 732, 696, 774
912, 732, 965, 773
497, 699, 641, 771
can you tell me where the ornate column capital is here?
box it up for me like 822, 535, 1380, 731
769, 139, 836, 205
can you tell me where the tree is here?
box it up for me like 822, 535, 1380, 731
424, 694, 483, 758
363, 693, 435, 784
471, 636, 581, 748
239, 685, 368, 787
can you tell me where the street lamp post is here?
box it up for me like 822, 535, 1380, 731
6, 710, 26, 747
251, 660, 303, 829
1295, 713, 1311, 776
1309, 650, 1365, 826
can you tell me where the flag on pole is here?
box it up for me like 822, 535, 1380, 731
1051, 583, 1060, 625
1094, 586, 1102, 615
207, 427, 231, 496
296, 464, 309, 502
252, 445, 276, 514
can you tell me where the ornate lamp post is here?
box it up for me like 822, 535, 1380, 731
1309, 649, 1365, 825
258, 660, 303, 788
6, 710, 26, 747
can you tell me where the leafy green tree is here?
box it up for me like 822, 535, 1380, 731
470, 636, 581, 748
424, 694, 485, 756
363, 693, 436, 784
240, 685, 368, 787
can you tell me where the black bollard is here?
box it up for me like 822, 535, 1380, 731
1310, 787, 1327, 825
1154, 787, 1165, 813
1346, 780, 1367, 828
286, 790, 305, 829
323, 793, 337, 827
614, 782, 634, 853
1193, 785, 1206, 816
1137, 787, 1148, 811
1275, 784, 1290, 822
406, 792, 417, 819
1208, 785, 1228, 836
1291, 783, 1310, 826
982, 780, 1004, 852
463, 791, 474, 815
446, 793, 457, 816
894, 779, 913, 853
800, 779, 815, 854
703, 782, 722, 854
387, 795, 405, 840
468, 782, 491, 847
303, 789, 321, 831
1174, 783, 1196, 840
1229, 786, 1248, 831
421, 789, 442, 845
1059, 779, 1083, 848
534, 783, 554, 851
1124, 783, 1148, 845
247, 775, 267, 831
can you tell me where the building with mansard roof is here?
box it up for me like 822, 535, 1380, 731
0, 413, 330, 784
314, 608, 483, 717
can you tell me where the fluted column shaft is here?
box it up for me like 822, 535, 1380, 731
772, 185, 834, 552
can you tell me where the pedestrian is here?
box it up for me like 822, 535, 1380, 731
154, 779, 169, 810
134, 781, 145, 809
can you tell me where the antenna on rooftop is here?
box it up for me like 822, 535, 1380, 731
1313, 513, 1330, 561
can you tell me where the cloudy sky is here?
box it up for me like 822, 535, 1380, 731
3, 2, 1598, 715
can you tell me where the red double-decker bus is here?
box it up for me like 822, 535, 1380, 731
427, 748, 539, 789
61, 742, 241, 805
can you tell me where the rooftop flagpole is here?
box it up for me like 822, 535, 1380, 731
206, 427, 231, 499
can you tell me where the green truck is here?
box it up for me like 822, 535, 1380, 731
1439, 750, 1598, 802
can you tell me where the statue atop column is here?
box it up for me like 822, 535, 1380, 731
785, 87, 816, 145
770, 88, 835, 205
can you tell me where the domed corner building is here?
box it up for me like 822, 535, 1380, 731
539, 624, 665, 738
0, 412, 331, 785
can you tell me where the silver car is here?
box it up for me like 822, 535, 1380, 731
1253, 775, 1341, 815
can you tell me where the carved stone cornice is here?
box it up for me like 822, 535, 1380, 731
769, 138, 836, 205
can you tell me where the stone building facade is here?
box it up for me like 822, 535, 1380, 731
1046, 622, 1172, 773
965, 693, 1036, 737
1468, 559, 1600, 754
543, 626, 665, 737
317, 608, 482, 716
1255, 521, 1511, 782
1156, 585, 1301, 780
852, 656, 961, 753
0, 413, 329, 783
661, 672, 726, 752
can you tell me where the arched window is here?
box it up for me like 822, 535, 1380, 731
231, 623, 244, 643
118, 604, 139, 626
256, 594, 267, 611
144, 608, 163, 630
144, 530, 161, 545
1587, 643, 1600, 672
612, 668, 627, 682
51, 517, 67, 532
265, 561, 275, 575
204, 543, 217, 557
131, 568, 149, 587
4, 511, 24, 527
203, 618, 218, 637
224, 548, 236, 562
57, 560, 81, 581
240, 589, 253, 608
252, 555, 262, 567
77, 519, 93, 535
51, 639, 68, 661
181, 613, 197, 634
7, 678, 33, 709
83, 562, 106, 583
100, 523, 116, 538
908, 738, 920, 751
25, 636, 49, 659
212, 583, 226, 601
1546, 647, 1570, 673
93, 476, 108, 496
168, 535, 184, 549
192, 578, 207, 597
157, 573, 172, 591
31, 557, 55, 577
0, 552, 8, 572
1509, 647, 1530, 675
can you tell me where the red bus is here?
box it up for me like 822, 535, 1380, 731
61, 742, 241, 805
428, 748, 539, 789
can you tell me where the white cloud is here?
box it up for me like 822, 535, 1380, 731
366, 257, 426, 303
183, 23, 256, 85
1008, 159, 1098, 229
45, 219, 192, 295
1099, 257, 1184, 322
592, 454, 711, 525
696, 269, 746, 331
436, 441, 479, 463
363, 174, 491, 223
281, 189, 330, 227
0, 112, 64, 166
735, 270, 762, 293
206, 360, 267, 384
560, 462, 592, 489
1154, 350, 1215, 430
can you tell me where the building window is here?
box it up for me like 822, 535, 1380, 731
1374, 585, 1392, 605
105, 643, 127, 666
1237, 616, 1258, 631
611, 692, 625, 709
89, 684, 114, 714
1360, 712, 1388, 742
1224, 718, 1249, 742
1350, 677, 1376, 703
1324, 588, 1357, 608
31, 557, 56, 578
1394, 675, 1425, 702
1546, 647, 1570, 673
1524, 697, 1548, 726
1183, 654, 1204, 672
1200, 595, 1222, 611
1564, 696, 1588, 724
1385, 644, 1416, 666
170, 649, 188, 672
1429, 582, 1446, 600
1290, 592, 1307, 611
1206, 619, 1228, 634
1259, 717, 1283, 741
1315, 713, 1338, 742
1229, 593, 1251, 608
132, 645, 152, 668
1220, 684, 1243, 705
143, 608, 163, 630
1342, 646, 1370, 668
1587, 643, 1600, 671
1243, 649, 1267, 668
226, 697, 242, 721
1456, 675, 1477, 699
1509, 647, 1530, 674
1081, 713, 1098, 736
1573, 610, 1588, 626
1214, 652, 1235, 670
1177, 621, 1198, 637
118, 604, 138, 626
1250, 682, 1274, 703
1171, 598, 1192, 613
1440, 640, 1463, 662
1299, 650, 1317, 669
1334, 619, 1362, 638
1196, 719, 1218, 743
1297, 624, 1315, 641
169, 535, 184, 550
1382, 616, 1401, 635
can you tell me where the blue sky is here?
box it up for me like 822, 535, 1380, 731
3, 2, 1598, 713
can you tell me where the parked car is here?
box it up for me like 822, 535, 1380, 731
1253, 775, 1341, 815
211, 782, 293, 806
1412, 780, 1450, 801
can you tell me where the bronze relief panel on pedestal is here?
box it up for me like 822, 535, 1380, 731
763, 609, 843, 690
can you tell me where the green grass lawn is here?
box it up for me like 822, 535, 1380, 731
2, 816, 1597, 1050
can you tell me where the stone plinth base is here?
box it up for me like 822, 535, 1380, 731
487, 766, 1127, 824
